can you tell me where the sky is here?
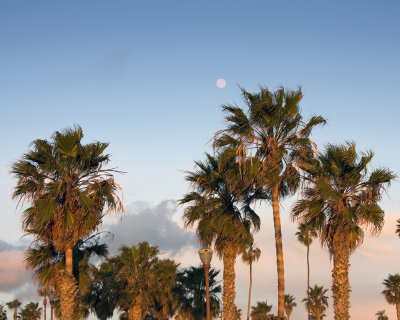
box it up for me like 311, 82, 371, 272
0, 0, 400, 319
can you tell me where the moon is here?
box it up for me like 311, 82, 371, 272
216, 78, 226, 88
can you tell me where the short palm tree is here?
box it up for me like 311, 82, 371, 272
175, 265, 221, 319
250, 300, 272, 320
382, 273, 400, 319
284, 294, 297, 320
6, 299, 21, 320
293, 142, 395, 320
18, 303, 42, 320
242, 243, 261, 320
214, 86, 326, 316
376, 310, 389, 320
303, 285, 329, 320
114, 242, 178, 320
181, 151, 261, 319
296, 222, 317, 319
11, 126, 123, 319
0, 305, 7, 320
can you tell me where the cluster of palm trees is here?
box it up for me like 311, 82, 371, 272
0, 300, 42, 320
6, 85, 398, 319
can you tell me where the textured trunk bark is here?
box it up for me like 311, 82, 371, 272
307, 244, 310, 320
58, 246, 77, 320
43, 297, 47, 320
272, 186, 285, 317
315, 309, 320, 320
396, 303, 400, 320
332, 243, 350, 320
246, 262, 252, 320
222, 243, 237, 320
66, 247, 73, 274
129, 294, 143, 320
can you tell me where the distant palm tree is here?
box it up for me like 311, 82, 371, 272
235, 306, 242, 320
12, 126, 123, 320
176, 266, 221, 320
250, 300, 272, 320
181, 151, 261, 319
18, 303, 42, 320
0, 305, 7, 320
284, 294, 297, 320
396, 219, 400, 237
293, 142, 395, 320
382, 273, 400, 319
6, 299, 21, 320
242, 243, 261, 320
214, 86, 326, 317
296, 222, 317, 319
38, 287, 50, 320
303, 285, 329, 320
376, 310, 389, 320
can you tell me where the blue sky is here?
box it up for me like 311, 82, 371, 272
0, 1, 399, 318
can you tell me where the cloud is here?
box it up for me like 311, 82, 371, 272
103, 200, 197, 256
0, 250, 31, 292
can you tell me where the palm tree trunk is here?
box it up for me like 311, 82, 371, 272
247, 262, 252, 320
307, 244, 310, 320
43, 297, 47, 320
13, 308, 17, 320
222, 243, 237, 320
332, 243, 350, 320
58, 247, 76, 320
316, 309, 321, 320
129, 294, 143, 320
272, 186, 285, 317
396, 302, 400, 320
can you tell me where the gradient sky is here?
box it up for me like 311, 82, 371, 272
0, 1, 399, 319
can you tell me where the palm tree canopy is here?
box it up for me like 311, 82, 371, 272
376, 310, 389, 320
242, 243, 261, 265
284, 294, 297, 313
0, 305, 6, 320
6, 299, 21, 310
175, 265, 221, 319
250, 300, 272, 320
11, 126, 123, 252
382, 274, 400, 305
18, 302, 42, 320
180, 151, 262, 255
214, 86, 326, 198
302, 285, 329, 314
396, 219, 400, 238
296, 222, 317, 247
292, 142, 395, 254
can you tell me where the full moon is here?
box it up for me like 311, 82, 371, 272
216, 78, 226, 88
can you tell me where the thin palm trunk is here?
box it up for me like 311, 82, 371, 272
43, 297, 47, 320
315, 309, 321, 320
332, 243, 350, 320
272, 187, 285, 317
13, 308, 17, 320
307, 244, 310, 320
397, 303, 400, 320
222, 244, 237, 320
247, 262, 252, 320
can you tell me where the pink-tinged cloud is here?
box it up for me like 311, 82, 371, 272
0, 250, 31, 291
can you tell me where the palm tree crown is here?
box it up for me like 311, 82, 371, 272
302, 285, 329, 320
250, 300, 272, 320
284, 294, 297, 320
382, 274, 400, 320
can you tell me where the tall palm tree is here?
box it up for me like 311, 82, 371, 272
181, 151, 261, 319
382, 273, 400, 319
18, 303, 42, 320
250, 300, 272, 320
214, 86, 326, 316
38, 287, 50, 320
11, 126, 123, 319
114, 242, 178, 320
6, 299, 21, 320
293, 142, 395, 320
376, 310, 389, 320
284, 294, 297, 320
175, 266, 221, 320
302, 285, 329, 320
242, 243, 261, 320
296, 222, 317, 319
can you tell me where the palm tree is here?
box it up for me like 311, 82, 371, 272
396, 219, 400, 237
38, 287, 50, 320
235, 306, 242, 320
181, 151, 261, 319
296, 222, 317, 319
292, 142, 395, 320
114, 242, 178, 320
302, 285, 329, 320
284, 294, 297, 320
250, 300, 272, 320
376, 310, 389, 320
18, 303, 42, 320
214, 86, 326, 316
0, 305, 7, 320
176, 265, 221, 320
382, 273, 400, 319
6, 299, 21, 320
11, 126, 123, 319
242, 243, 261, 320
